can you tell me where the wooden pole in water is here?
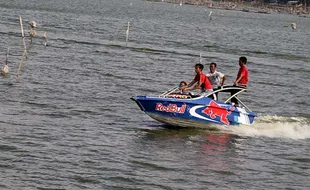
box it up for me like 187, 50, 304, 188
199, 53, 202, 63
5, 47, 9, 65
208, 11, 213, 20
43, 31, 47, 46
126, 22, 130, 47
17, 51, 27, 78
17, 16, 28, 78
19, 15, 27, 57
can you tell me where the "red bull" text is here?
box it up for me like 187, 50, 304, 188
156, 103, 186, 114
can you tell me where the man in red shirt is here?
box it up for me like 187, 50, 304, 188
180, 63, 213, 95
231, 56, 248, 106
234, 56, 248, 87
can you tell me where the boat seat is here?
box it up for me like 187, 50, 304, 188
166, 93, 191, 99
190, 94, 217, 100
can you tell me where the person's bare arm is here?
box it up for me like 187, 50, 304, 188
189, 80, 203, 91
221, 75, 226, 87
180, 79, 195, 90
234, 75, 243, 86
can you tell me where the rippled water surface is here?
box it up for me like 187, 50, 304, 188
0, 0, 310, 189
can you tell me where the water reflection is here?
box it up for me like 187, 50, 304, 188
133, 128, 242, 184
197, 133, 239, 171
136, 127, 241, 167
201, 133, 236, 154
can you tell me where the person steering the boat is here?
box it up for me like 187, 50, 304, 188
231, 56, 248, 106
179, 63, 213, 95
205, 62, 226, 89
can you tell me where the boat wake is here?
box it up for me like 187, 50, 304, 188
230, 115, 310, 139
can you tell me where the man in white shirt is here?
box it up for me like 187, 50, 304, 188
205, 62, 226, 90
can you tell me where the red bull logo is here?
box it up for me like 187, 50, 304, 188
156, 103, 186, 114
202, 100, 234, 125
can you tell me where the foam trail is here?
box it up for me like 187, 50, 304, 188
230, 116, 310, 140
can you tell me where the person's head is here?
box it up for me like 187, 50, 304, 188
209, 62, 217, 73
239, 56, 247, 67
179, 81, 187, 88
195, 63, 204, 73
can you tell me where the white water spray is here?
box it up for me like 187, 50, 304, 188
230, 115, 310, 140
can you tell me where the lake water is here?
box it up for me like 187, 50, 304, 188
0, 0, 310, 189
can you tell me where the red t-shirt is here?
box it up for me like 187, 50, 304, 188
194, 72, 213, 90
237, 65, 248, 85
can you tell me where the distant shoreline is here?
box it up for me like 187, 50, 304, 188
159, 0, 310, 16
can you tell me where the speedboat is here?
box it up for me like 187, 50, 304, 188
131, 86, 257, 130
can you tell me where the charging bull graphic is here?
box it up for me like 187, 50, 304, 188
202, 100, 234, 125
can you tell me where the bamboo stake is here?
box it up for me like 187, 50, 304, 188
126, 22, 130, 46
5, 47, 9, 65
208, 11, 213, 21
208, 11, 213, 17
17, 16, 28, 78
43, 31, 47, 46
17, 50, 27, 78
19, 15, 27, 58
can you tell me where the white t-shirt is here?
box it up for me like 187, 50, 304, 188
206, 71, 225, 89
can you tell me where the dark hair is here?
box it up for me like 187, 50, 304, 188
195, 63, 204, 70
180, 81, 187, 85
239, 56, 247, 64
179, 81, 187, 88
210, 62, 217, 67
